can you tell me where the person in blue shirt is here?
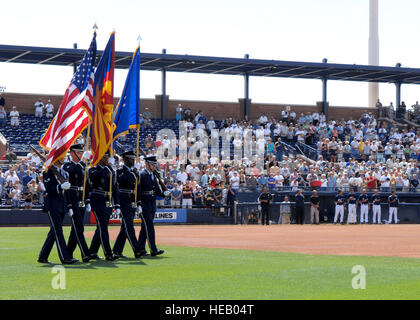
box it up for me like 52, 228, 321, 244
267, 174, 276, 190
21, 170, 33, 193
257, 174, 268, 186
170, 183, 182, 208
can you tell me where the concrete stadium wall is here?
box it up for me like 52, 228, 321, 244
1, 92, 377, 121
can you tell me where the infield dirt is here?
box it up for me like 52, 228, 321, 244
87, 224, 420, 258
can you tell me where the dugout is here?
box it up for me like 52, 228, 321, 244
236, 189, 420, 224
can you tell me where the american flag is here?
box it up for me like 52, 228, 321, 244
40, 33, 97, 169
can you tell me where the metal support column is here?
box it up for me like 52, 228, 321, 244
244, 54, 249, 118
161, 48, 167, 120
395, 81, 401, 117
322, 77, 328, 118
73, 43, 78, 74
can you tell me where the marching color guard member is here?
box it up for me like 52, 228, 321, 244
137, 155, 171, 257
38, 159, 78, 264
334, 189, 346, 225
371, 189, 382, 224
88, 151, 120, 261
62, 144, 92, 263
387, 190, 400, 224
347, 188, 358, 224
358, 189, 369, 224
112, 150, 143, 258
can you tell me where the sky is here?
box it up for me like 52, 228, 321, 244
2, 0, 420, 107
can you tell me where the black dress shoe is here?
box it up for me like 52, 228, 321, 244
82, 256, 92, 263
62, 258, 79, 264
90, 253, 103, 260
113, 252, 127, 259
151, 249, 165, 257
105, 254, 119, 261
37, 258, 51, 264
135, 250, 149, 258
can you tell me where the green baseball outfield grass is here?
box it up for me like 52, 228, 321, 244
1, 225, 420, 300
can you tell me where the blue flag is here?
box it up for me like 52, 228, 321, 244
112, 46, 140, 141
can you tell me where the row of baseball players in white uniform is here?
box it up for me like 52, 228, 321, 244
334, 189, 400, 225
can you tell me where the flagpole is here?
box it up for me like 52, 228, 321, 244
108, 29, 116, 207
135, 35, 142, 162
134, 35, 142, 209
83, 24, 97, 207
82, 124, 91, 206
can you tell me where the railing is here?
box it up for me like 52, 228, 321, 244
236, 185, 420, 194
279, 141, 297, 158
113, 141, 125, 155
296, 142, 319, 160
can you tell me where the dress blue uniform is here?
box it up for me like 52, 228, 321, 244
113, 156, 141, 257
137, 156, 165, 255
62, 156, 91, 261
88, 160, 120, 260
38, 167, 77, 264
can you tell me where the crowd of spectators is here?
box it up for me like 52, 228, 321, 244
0, 149, 46, 209
1, 101, 420, 212
136, 105, 420, 212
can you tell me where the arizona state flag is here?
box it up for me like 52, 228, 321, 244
89, 32, 115, 167
112, 46, 140, 142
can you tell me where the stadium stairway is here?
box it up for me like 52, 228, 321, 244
377, 117, 408, 129
400, 118, 420, 129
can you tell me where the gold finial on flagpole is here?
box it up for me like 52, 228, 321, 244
93, 23, 98, 34
137, 35, 142, 48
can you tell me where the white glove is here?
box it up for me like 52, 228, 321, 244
164, 190, 171, 197
61, 182, 71, 190
85, 203, 91, 213
134, 162, 140, 170
136, 206, 142, 214
67, 208, 74, 217
82, 151, 92, 161
108, 157, 115, 166
115, 208, 121, 216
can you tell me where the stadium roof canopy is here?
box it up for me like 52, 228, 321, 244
1, 44, 420, 84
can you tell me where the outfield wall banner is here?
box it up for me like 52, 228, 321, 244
90, 208, 187, 224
